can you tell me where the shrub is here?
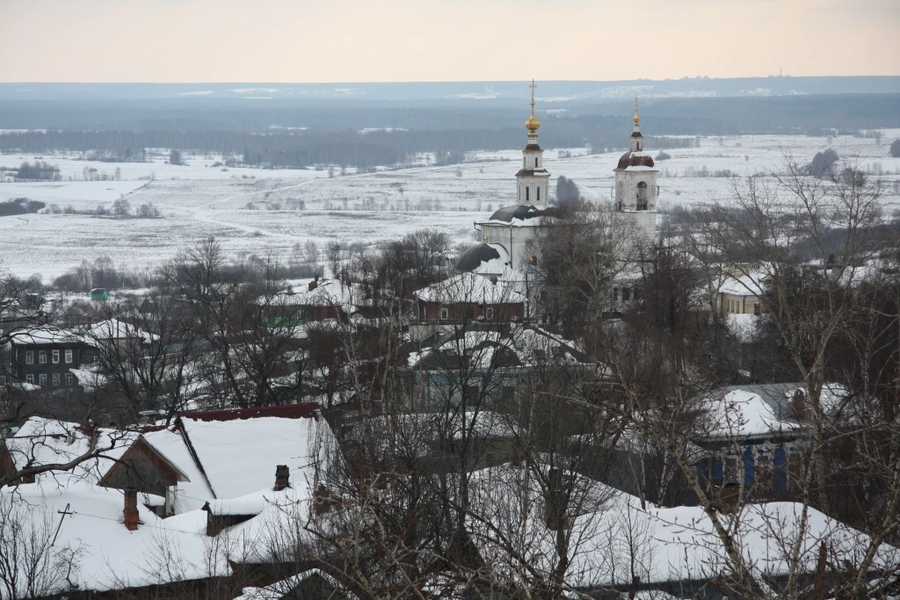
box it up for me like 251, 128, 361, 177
809, 148, 839, 178
890, 138, 900, 158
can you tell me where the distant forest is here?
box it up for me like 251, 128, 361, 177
1, 94, 897, 170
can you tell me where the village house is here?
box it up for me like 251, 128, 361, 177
412, 272, 524, 331
7, 319, 156, 390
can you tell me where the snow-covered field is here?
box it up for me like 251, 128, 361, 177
1, 131, 899, 281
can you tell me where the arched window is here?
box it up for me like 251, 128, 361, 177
534, 157, 539, 168
537, 187, 540, 202
636, 181, 648, 210
526, 187, 530, 202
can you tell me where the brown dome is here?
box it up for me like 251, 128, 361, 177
616, 151, 655, 170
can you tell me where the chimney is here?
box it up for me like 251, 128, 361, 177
124, 489, 139, 531
308, 279, 317, 291
274, 465, 290, 491
792, 389, 807, 421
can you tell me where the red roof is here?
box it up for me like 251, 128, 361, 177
179, 402, 320, 422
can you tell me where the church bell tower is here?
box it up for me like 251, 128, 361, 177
516, 80, 550, 207
614, 98, 659, 242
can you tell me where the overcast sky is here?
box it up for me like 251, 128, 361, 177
2, 0, 898, 82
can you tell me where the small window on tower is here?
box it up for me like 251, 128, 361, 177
535, 157, 538, 168
526, 188, 530, 202
537, 188, 540, 202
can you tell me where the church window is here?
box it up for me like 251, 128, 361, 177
534, 157, 538, 168
537, 188, 540, 202
637, 182, 648, 210
526, 188, 530, 202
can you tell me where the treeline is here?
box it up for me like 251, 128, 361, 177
4, 160, 61, 181
0, 127, 693, 170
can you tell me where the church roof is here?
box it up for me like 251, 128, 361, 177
456, 243, 502, 272
485, 204, 563, 223
515, 168, 550, 177
616, 151, 656, 170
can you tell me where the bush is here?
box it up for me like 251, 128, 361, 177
809, 148, 839, 178
890, 138, 900, 158
112, 198, 131, 216
169, 149, 184, 166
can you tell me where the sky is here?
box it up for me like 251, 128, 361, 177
1, 0, 899, 83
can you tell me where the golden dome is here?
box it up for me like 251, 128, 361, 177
633, 97, 640, 126
526, 110, 541, 133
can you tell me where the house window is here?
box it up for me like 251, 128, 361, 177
38, 374, 47, 386
65, 350, 73, 364
39, 351, 47, 364
65, 373, 74, 386
51, 373, 60, 386
26, 351, 34, 365
485, 307, 494, 320
26, 374, 34, 384
52, 350, 60, 364
440, 307, 449, 320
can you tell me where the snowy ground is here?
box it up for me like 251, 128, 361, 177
1, 131, 899, 281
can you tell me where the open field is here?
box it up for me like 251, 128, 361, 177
2, 131, 899, 281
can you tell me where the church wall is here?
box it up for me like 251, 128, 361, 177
481, 224, 539, 271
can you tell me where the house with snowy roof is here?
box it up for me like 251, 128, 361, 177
8, 325, 94, 390
267, 277, 355, 325
0, 404, 340, 597
0, 417, 189, 516
7, 319, 157, 391
398, 323, 591, 413
413, 272, 524, 324
688, 383, 858, 503
464, 461, 900, 599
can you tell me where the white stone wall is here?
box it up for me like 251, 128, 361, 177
615, 168, 659, 212
481, 224, 539, 271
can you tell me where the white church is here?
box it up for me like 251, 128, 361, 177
456, 83, 660, 278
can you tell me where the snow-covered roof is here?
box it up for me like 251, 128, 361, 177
272, 278, 356, 308
141, 427, 216, 512
88, 318, 158, 343
414, 272, 524, 304
407, 324, 588, 372
9, 325, 80, 345
0, 480, 222, 595
9, 319, 156, 348
698, 389, 799, 439
467, 462, 899, 589
4, 417, 141, 484
176, 414, 335, 502
232, 569, 354, 600
718, 269, 768, 297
